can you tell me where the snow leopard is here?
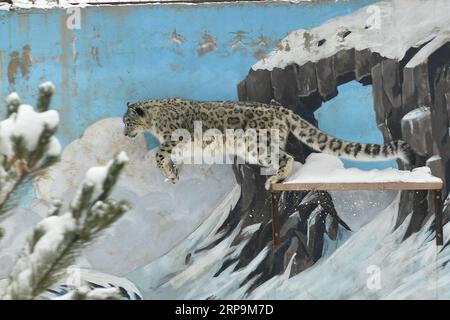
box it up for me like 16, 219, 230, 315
123, 99, 415, 190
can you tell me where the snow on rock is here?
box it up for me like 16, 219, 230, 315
285, 153, 442, 184
248, 194, 450, 299
0, 3, 11, 11
31, 117, 238, 276
134, 191, 450, 299
401, 107, 433, 156
1, 0, 231, 10
402, 106, 431, 122
405, 34, 450, 68
253, 0, 450, 71
4, 0, 88, 10
130, 165, 387, 299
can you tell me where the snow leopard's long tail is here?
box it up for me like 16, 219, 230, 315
287, 113, 415, 165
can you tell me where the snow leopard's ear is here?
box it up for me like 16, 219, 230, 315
270, 99, 282, 107
127, 102, 131, 108
135, 107, 145, 117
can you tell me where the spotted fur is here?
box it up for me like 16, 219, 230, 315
123, 99, 415, 189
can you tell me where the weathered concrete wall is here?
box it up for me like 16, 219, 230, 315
0, 1, 374, 149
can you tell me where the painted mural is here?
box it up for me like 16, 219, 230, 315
0, 0, 449, 303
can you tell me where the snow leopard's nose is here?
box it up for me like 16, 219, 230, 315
124, 130, 137, 138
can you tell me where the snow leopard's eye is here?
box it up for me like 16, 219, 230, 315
135, 107, 144, 117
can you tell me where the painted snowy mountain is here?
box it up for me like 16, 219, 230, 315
128, 0, 450, 299
126, 154, 449, 299
10, 111, 448, 300
0, 117, 236, 279
3, 0, 450, 300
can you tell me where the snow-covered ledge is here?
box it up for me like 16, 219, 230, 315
284, 154, 442, 185
269, 154, 444, 246
252, 0, 450, 71
238, 0, 450, 240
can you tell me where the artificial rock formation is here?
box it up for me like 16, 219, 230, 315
203, 1, 450, 291
237, 4, 450, 245
235, 1, 450, 286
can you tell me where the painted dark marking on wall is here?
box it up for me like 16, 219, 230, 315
72, 37, 79, 62
7, 45, 32, 85
251, 34, 271, 47
253, 49, 267, 60
0, 0, 376, 150
197, 32, 217, 56
72, 37, 78, 97
303, 32, 313, 51
59, 14, 73, 140
169, 63, 180, 71
7, 51, 19, 85
230, 31, 248, 50
284, 42, 290, 51
91, 47, 101, 67
0, 51, 3, 101
170, 29, 184, 45
21, 45, 32, 78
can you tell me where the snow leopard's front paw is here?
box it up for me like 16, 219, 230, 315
161, 162, 179, 184
265, 175, 281, 190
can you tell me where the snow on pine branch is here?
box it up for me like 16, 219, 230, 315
0, 84, 61, 219
0, 104, 60, 157
0, 83, 131, 300
3, 152, 129, 300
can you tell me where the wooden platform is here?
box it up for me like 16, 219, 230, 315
272, 181, 443, 191
270, 181, 444, 247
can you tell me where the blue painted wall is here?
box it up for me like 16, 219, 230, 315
315, 82, 396, 169
0, 1, 375, 144
0, 0, 389, 184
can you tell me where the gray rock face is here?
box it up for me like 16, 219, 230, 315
237, 33, 450, 280
208, 163, 349, 291
401, 107, 434, 156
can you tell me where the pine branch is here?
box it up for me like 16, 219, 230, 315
4, 153, 129, 300
6, 92, 21, 116
0, 84, 131, 300
37, 82, 55, 113
0, 84, 60, 222
28, 125, 58, 168
54, 286, 121, 300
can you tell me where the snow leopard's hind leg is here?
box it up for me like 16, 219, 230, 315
264, 151, 294, 190
156, 140, 180, 184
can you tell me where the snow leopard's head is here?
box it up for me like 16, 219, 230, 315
123, 102, 147, 138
